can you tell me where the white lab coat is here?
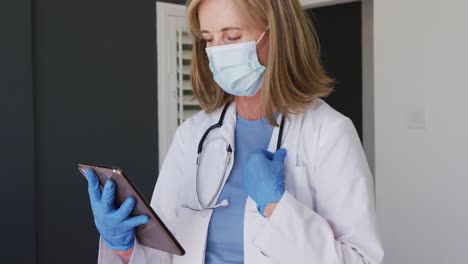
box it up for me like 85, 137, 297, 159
98, 98, 384, 264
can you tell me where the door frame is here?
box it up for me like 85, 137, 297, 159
301, 0, 360, 9
156, 2, 186, 168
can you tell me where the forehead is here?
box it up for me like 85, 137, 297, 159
198, 0, 251, 32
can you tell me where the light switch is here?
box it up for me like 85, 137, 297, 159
408, 107, 427, 130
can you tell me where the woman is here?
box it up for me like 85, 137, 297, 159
85, 0, 384, 263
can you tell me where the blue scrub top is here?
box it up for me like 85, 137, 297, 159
204, 114, 274, 264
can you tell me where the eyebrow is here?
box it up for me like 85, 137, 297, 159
201, 27, 242, 34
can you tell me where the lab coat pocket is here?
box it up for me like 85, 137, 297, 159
287, 166, 316, 210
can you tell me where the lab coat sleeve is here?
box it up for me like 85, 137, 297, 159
252, 117, 384, 264
97, 128, 185, 264
98, 237, 172, 264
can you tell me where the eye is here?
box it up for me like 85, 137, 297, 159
228, 37, 241, 41
201, 32, 213, 44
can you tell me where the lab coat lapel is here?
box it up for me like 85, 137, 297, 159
174, 103, 238, 264
245, 113, 289, 214
244, 112, 301, 219
244, 113, 288, 263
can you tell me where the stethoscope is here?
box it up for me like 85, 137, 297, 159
184, 101, 286, 211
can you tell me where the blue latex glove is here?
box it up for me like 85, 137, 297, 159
243, 148, 287, 216
85, 169, 150, 251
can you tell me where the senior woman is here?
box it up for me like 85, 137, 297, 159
84, 0, 384, 263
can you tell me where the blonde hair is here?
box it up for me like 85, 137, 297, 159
186, 0, 333, 125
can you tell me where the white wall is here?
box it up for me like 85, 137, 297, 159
373, 0, 468, 263
303, 0, 468, 262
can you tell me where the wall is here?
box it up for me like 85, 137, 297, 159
374, 0, 468, 263
308, 2, 363, 140
2, 0, 185, 263
33, 0, 186, 262
0, 0, 36, 262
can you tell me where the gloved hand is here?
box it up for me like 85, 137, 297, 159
243, 148, 287, 217
85, 169, 150, 251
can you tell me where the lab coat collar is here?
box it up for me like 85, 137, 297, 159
218, 100, 288, 154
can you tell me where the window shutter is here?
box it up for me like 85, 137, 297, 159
176, 27, 201, 125
157, 2, 198, 168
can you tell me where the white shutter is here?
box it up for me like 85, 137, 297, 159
176, 27, 202, 124
157, 3, 202, 168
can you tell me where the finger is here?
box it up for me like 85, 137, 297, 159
123, 215, 150, 229
261, 149, 274, 160
85, 169, 101, 203
273, 148, 287, 161
101, 180, 116, 211
114, 197, 136, 221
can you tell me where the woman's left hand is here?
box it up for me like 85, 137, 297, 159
243, 148, 287, 217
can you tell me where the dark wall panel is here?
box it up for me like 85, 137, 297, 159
308, 2, 363, 139
0, 0, 36, 263
33, 0, 185, 263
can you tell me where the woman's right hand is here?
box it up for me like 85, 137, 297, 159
85, 169, 150, 251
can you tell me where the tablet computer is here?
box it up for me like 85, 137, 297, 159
78, 163, 185, 256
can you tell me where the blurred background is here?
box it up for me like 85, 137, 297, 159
0, 0, 466, 263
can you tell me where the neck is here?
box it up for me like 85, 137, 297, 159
235, 92, 263, 120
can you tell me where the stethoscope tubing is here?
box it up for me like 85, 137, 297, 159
187, 102, 285, 211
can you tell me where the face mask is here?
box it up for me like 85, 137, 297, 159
205, 27, 269, 97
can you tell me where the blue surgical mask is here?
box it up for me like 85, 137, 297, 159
205, 27, 269, 97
